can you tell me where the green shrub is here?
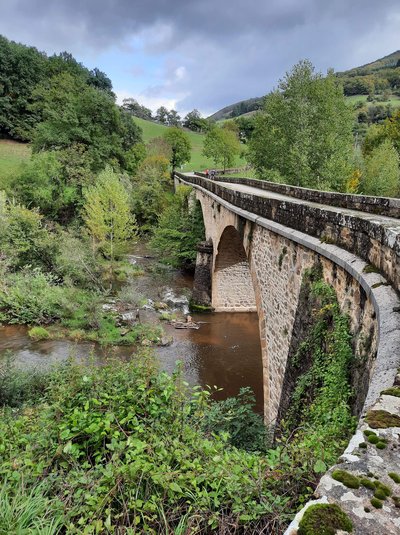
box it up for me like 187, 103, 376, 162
0, 359, 293, 533
0, 267, 64, 324
28, 326, 50, 340
0, 355, 49, 407
202, 387, 271, 452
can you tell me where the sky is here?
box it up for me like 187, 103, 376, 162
1, 0, 400, 116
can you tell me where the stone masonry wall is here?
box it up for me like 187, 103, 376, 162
178, 174, 400, 533
213, 226, 256, 311
178, 173, 400, 292
194, 189, 378, 422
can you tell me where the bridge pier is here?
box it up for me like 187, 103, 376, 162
192, 240, 213, 307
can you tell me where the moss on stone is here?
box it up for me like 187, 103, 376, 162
367, 434, 380, 444
363, 264, 380, 274
189, 302, 214, 313
374, 482, 391, 497
332, 469, 360, 489
389, 472, 400, 484
381, 387, 400, 398
360, 478, 375, 490
374, 488, 388, 500
366, 410, 400, 429
370, 498, 383, 509
364, 506, 371, 513
376, 441, 387, 449
363, 430, 376, 437
359, 442, 367, 449
298, 503, 353, 535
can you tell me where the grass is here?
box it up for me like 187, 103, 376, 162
133, 117, 247, 172
0, 140, 31, 191
346, 94, 400, 108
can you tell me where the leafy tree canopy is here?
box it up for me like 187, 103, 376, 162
248, 60, 354, 191
203, 126, 241, 170
163, 127, 191, 171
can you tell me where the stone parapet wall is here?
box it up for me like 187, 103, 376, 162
176, 172, 400, 292
203, 174, 400, 218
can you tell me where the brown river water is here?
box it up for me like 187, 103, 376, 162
0, 248, 264, 413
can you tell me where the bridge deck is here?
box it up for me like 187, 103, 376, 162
206, 177, 400, 231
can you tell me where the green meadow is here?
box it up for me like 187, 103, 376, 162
133, 117, 246, 171
0, 140, 31, 190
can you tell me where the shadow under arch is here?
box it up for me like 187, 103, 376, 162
213, 225, 257, 312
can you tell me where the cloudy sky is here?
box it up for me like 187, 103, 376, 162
1, 0, 399, 116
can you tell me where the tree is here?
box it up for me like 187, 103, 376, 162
83, 168, 136, 264
202, 127, 241, 171
248, 60, 354, 191
183, 109, 209, 132
167, 109, 181, 127
122, 98, 152, 120
234, 115, 256, 143
31, 73, 142, 172
155, 106, 169, 124
163, 127, 191, 172
361, 140, 400, 197
131, 155, 170, 230
150, 186, 205, 269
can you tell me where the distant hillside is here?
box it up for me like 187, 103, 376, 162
208, 97, 263, 122
210, 51, 400, 121
338, 50, 400, 76
336, 50, 400, 96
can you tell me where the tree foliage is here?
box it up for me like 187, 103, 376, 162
83, 167, 136, 261
248, 60, 354, 191
150, 186, 205, 269
163, 127, 191, 171
31, 73, 142, 172
203, 126, 241, 170
361, 139, 400, 197
0, 35, 114, 141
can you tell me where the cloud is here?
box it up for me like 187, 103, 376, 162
1, 1, 400, 114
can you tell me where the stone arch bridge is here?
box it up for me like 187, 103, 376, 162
175, 171, 400, 534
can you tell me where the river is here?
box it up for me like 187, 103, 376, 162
0, 246, 264, 413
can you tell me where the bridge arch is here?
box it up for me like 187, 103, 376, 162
213, 225, 256, 312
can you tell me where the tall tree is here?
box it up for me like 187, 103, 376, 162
361, 139, 400, 197
203, 127, 241, 170
167, 109, 181, 127
248, 60, 354, 191
83, 167, 136, 264
163, 127, 191, 172
155, 106, 169, 124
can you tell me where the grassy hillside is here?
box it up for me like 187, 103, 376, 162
208, 97, 263, 122
133, 117, 245, 171
341, 50, 400, 75
0, 140, 31, 190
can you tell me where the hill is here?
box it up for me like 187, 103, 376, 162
209, 51, 400, 121
208, 97, 263, 122
133, 117, 245, 171
339, 50, 400, 76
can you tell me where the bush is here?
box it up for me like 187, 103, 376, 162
0, 359, 292, 533
28, 326, 50, 340
0, 267, 65, 324
0, 355, 49, 407
203, 387, 271, 452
